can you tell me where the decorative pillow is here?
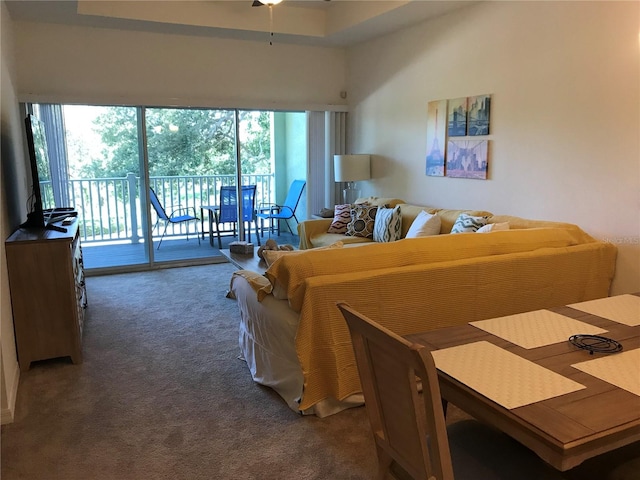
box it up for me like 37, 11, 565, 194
346, 204, 380, 238
450, 213, 489, 234
405, 210, 441, 238
373, 205, 402, 242
476, 222, 510, 233
327, 204, 353, 234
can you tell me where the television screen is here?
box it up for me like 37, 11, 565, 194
21, 114, 68, 231
22, 114, 48, 228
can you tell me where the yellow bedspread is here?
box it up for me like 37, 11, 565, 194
266, 227, 590, 313
293, 242, 617, 410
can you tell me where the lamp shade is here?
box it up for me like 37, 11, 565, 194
334, 155, 371, 182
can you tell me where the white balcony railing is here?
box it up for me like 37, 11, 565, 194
44, 173, 274, 244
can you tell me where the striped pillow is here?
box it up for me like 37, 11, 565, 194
450, 213, 489, 233
373, 205, 402, 242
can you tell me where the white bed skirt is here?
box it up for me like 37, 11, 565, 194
230, 273, 363, 417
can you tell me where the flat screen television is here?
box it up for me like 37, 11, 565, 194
21, 114, 70, 232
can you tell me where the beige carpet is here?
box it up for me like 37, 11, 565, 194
1, 263, 468, 479
3, 264, 639, 479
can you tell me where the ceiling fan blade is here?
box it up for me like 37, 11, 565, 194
252, 1, 264, 6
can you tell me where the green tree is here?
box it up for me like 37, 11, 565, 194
240, 111, 272, 174
73, 107, 271, 179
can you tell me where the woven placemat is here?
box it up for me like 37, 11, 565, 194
470, 310, 607, 349
568, 294, 640, 326
571, 348, 640, 396
431, 341, 585, 409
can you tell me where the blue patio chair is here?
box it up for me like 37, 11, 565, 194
214, 185, 261, 249
149, 187, 200, 250
256, 179, 306, 237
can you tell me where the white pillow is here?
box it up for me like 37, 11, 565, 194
476, 222, 510, 233
405, 210, 441, 238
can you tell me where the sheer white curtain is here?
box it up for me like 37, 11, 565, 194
306, 111, 347, 215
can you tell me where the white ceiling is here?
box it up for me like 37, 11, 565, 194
5, 0, 476, 47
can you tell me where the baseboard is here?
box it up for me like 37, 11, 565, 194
1, 365, 20, 425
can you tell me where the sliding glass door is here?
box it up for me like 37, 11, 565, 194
28, 103, 307, 271
144, 108, 279, 260
62, 105, 150, 269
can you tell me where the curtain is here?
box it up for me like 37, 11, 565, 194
326, 111, 347, 205
306, 111, 325, 216
38, 104, 70, 208
306, 111, 347, 215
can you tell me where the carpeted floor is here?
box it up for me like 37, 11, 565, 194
1, 263, 473, 480
1, 264, 380, 479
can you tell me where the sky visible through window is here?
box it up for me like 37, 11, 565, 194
63, 105, 114, 178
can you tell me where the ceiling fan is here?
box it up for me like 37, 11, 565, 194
252, 0, 330, 45
251, 0, 283, 6
252, 0, 330, 5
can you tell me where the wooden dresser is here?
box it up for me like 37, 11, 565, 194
5, 218, 87, 371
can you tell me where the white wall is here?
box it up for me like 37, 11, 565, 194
7, 2, 639, 295
348, 1, 640, 295
14, 20, 347, 111
1, 0, 23, 424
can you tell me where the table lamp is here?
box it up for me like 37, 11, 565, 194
334, 154, 371, 204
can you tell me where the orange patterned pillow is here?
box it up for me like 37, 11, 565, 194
327, 204, 353, 234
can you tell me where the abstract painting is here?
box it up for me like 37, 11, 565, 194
446, 139, 489, 179
425, 99, 447, 176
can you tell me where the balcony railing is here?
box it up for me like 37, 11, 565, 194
44, 174, 274, 244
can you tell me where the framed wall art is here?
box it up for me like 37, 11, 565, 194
467, 94, 491, 136
446, 139, 489, 179
425, 93, 492, 178
425, 99, 447, 176
447, 97, 467, 137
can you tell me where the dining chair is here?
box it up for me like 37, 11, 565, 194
149, 187, 200, 250
336, 302, 571, 480
256, 179, 305, 237
214, 185, 260, 249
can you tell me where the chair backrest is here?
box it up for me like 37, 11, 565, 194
280, 179, 306, 216
219, 185, 257, 224
149, 187, 169, 221
337, 302, 455, 480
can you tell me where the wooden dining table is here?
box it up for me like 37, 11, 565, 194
407, 293, 640, 472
